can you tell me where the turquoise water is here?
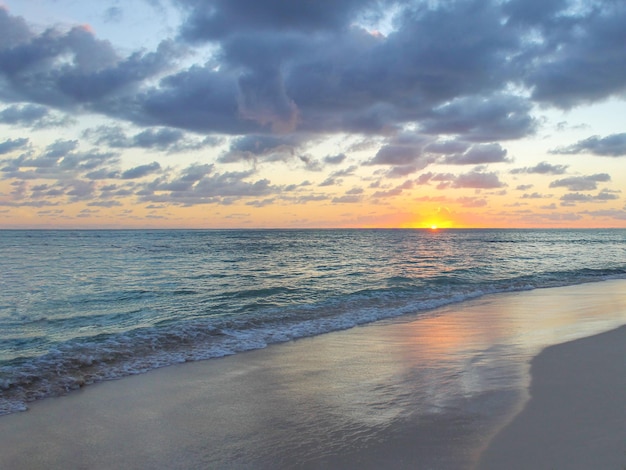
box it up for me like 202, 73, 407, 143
1, 229, 625, 415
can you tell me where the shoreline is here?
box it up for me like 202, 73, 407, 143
1, 280, 625, 469
4, 278, 625, 418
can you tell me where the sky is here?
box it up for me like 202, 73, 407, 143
1, 0, 625, 229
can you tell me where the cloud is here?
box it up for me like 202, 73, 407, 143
298, 154, 322, 171
518, 2, 626, 108
0, 104, 71, 128
442, 143, 509, 165
178, 0, 378, 41
44, 140, 79, 159
511, 161, 568, 175
220, 134, 301, 163
415, 172, 456, 186
324, 153, 347, 165
2, 1, 626, 222
560, 189, 620, 205
0, 8, 181, 108
369, 145, 422, 166
522, 192, 551, 199
372, 180, 413, 198
549, 174, 611, 191
452, 171, 506, 189
456, 196, 488, 208
317, 165, 357, 187
421, 94, 537, 142
385, 165, 425, 178
0, 137, 28, 154
237, 62, 300, 132
87, 200, 123, 208
503, 0, 568, 26
582, 209, 626, 221
121, 162, 161, 179
332, 194, 362, 203
550, 133, 626, 157
1, 1, 624, 143
83, 125, 209, 153
142, 169, 276, 205
367, 133, 434, 172
424, 140, 471, 155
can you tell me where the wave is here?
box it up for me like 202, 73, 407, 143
2, 267, 625, 416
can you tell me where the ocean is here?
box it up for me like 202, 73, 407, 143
1, 228, 626, 416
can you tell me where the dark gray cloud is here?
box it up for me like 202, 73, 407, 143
442, 143, 509, 165
560, 190, 620, 205
0, 104, 48, 125
83, 125, 208, 153
44, 140, 79, 159
0, 6, 31, 49
503, 0, 568, 26
415, 172, 456, 186
550, 133, 626, 157
121, 162, 161, 179
1, 144, 119, 182
367, 133, 433, 167
88, 200, 123, 207
549, 173, 611, 191
220, 134, 302, 163
511, 162, 568, 175
178, 0, 380, 41
139, 169, 277, 205
2, 1, 624, 144
66, 180, 97, 200
0, 103, 71, 128
414, 170, 504, 190
135, 65, 251, 134
452, 171, 506, 189
0, 137, 28, 154
385, 164, 424, 178
324, 153, 347, 165
420, 94, 537, 142
370, 145, 422, 166
0, 8, 181, 108
128, 128, 184, 149
518, 2, 626, 108
522, 192, 551, 199
424, 140, 471, 155
317, 165, 357, 187
298, 154, 322, 171
331, 194, 362, 204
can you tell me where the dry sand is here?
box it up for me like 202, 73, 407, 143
477, 324, 626, 470
1, 280, 625, 469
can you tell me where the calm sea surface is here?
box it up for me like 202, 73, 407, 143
1, 229, 625, 415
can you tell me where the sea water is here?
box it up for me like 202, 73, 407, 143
1, 228, 625, 415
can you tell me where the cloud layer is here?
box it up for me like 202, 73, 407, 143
0, 1, 625, 226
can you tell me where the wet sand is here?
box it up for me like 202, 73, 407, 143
1, 280, 625, 469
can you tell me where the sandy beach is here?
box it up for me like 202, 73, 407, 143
477, 324, 626, 470
1, 280, 625, 469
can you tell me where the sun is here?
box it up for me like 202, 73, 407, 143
430, 224, 438, 230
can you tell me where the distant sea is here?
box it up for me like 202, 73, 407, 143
1, 228, 625, 415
